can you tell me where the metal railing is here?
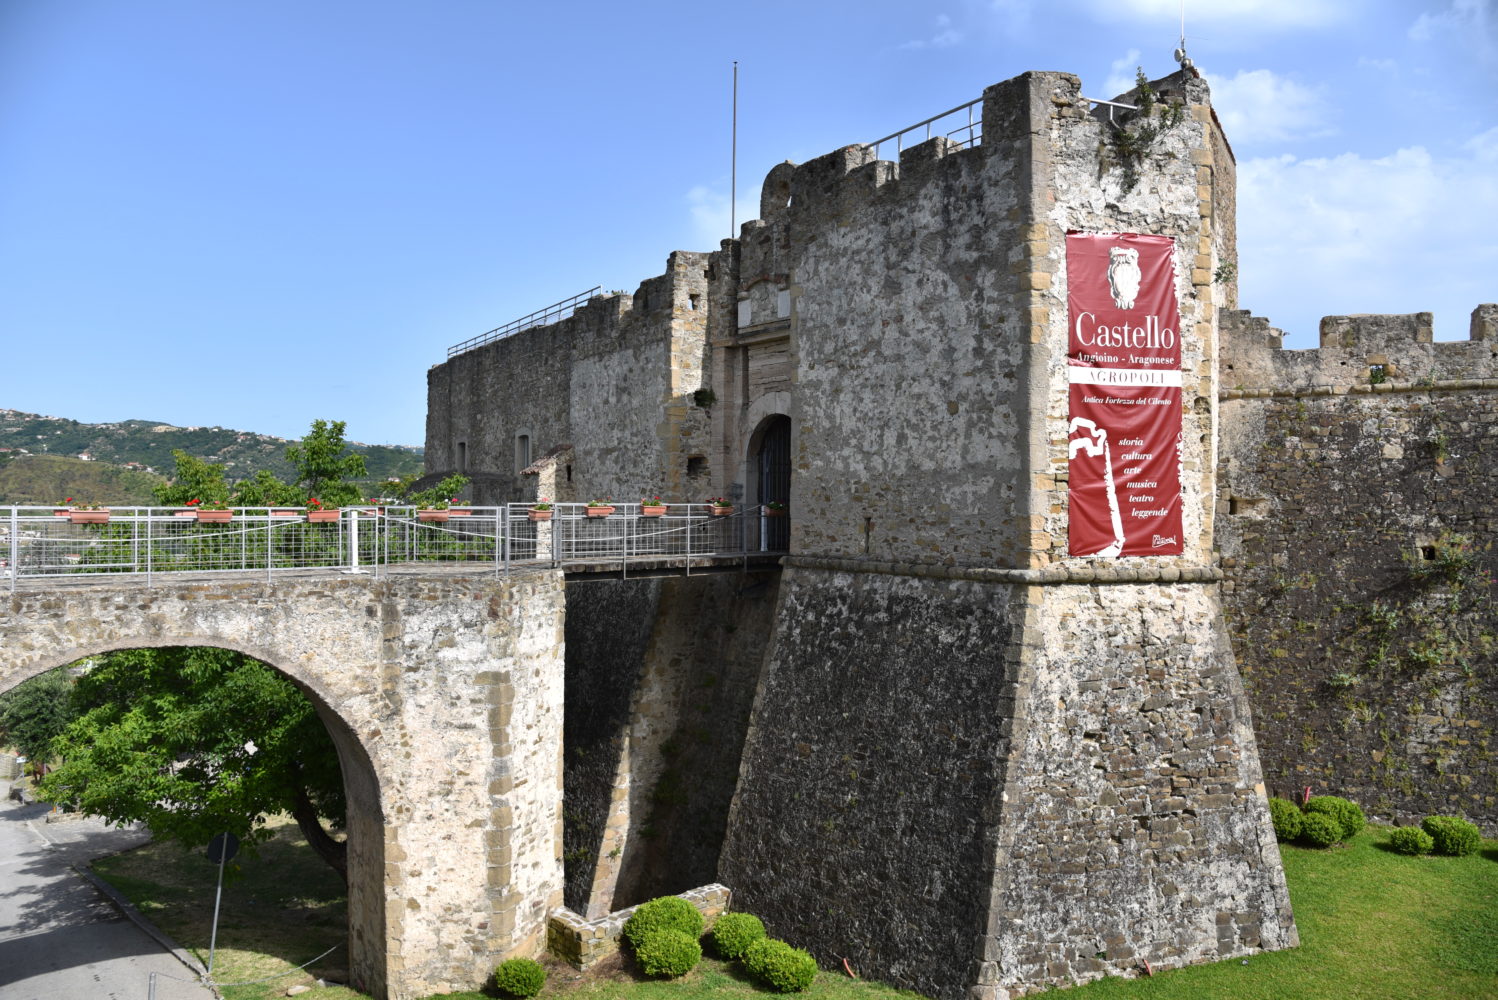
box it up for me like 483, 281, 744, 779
447, 286, 604, 359
3, 504, 788, 591
867, 97, 983, 160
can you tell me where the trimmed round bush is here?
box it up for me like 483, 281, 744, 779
493, 957, 547, 998
622, 896, 705, 952
1389, 826, 1435, 856
743, 938, 818, 993
1304, 795, 1366, 841
1299, 811, 1341, 848
635, 928, 702, 978
711, 911, 767, 959
1422, 815, 1482, 856
1268, 797, 1303, 841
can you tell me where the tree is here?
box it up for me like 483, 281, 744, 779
39, 647, 348, 881
0, 668, 76, 766
153, 449, 232, 506
285, 419, 367, 507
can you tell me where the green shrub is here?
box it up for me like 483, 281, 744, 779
1299, 811, 1342, 848
493, 958, 546, 998
635, 929, 702, 978
711, 911, 767, 959
1305, 795, 1366, 841
1422, 815, 1482, 856
1268, 797, 1303, 841
744, 938, 818, 993
622, 896, 705, 952
1389, 826, 1435, 856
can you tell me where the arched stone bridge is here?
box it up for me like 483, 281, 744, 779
1, 567, 569, 1000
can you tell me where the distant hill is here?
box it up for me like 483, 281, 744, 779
0, 453, 166, 505
0, 409, 424, 488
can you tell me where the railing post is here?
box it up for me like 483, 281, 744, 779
347, 507, 361, 573
8, 507, 16, 594
146, 507, 153, 587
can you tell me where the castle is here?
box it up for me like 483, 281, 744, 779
423, 68, 1495, 999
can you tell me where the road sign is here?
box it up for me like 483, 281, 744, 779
206, 832, 240, 865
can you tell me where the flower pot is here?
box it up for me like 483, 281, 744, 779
173, 510, 197, 518
269, 509, 300, 518
585, 506, 616, 518
528, 509, 553, 522
53, 509, 70, 517
307, 509, 340, 523
709, 506, 734, 517
640, 505, 668, 517
68, 510, 110, 524
417, 509, 450, 523
764, 508, 787, 518
448, 508, 472, 517
195, 510, 233, 523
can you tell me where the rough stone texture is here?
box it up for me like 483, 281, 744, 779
426, 252, 713, 505
720, 569, 1021, 1000
1218, 310, 1498, 832
0, 571, 566, 1000
547, 882, 731, 970
980, 582, 1295, 995
562, 572, 778, 917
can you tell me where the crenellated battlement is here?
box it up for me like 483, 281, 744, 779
1222, 305, 1498, 393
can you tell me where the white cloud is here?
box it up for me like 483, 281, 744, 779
687, 185, 759, 246
902, 13, 964, 50
1084, 0, 1345, 28
1409, 0, 1496, 60
1356, 56, 1397, 72
1104, 48, 1143, 98
1410, 0, 1491, 40
1206, 69, 1328, 145
1236, 134, 1498, 344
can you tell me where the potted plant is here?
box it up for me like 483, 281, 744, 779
764, 500, 788, 518
188, 499, 233, 523
707, 497, 735, 517
408, 474, 470, 523
639, 495, 668, 517
528, 499, 554, 522
585, 498, 615, 518
66, 501, 111, 524
305, 497, 340, 523
54, 498, 75, 517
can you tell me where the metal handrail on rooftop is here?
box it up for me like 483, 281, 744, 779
866, 97, 983, 160
447, 286, 604, 359
866, 93, 1144, 160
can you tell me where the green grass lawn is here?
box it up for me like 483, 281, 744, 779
92, 823, 1497, 1000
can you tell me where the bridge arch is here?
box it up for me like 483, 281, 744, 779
0, 570, 567, 1000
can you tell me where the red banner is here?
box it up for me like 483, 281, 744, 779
1066, 232, 1183, 557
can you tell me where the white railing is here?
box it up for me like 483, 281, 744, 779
2, 504, 789, 591
447, 286, 604, 359
867, 97, 983, 160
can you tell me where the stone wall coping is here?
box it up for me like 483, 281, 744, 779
1222, 378, 1498, 400
784, 555, 1223, 584
548, 883, 732, 970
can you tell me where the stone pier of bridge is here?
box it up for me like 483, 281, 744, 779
0, 569, 567, 1000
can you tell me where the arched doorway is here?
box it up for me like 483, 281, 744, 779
752, 414, 791, 552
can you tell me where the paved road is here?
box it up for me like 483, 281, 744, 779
0, 784, 214, 1000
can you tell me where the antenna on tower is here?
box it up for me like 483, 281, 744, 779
1173, 0, 1194, 71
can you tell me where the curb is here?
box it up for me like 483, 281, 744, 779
73, 861, 219, 996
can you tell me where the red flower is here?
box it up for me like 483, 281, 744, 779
187, 498, 201, 506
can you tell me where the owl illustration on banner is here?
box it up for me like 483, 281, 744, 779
1107, 246, 1142, 310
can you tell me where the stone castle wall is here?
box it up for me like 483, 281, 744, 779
1218, 308, 1498, 831
425, 251, 713, 505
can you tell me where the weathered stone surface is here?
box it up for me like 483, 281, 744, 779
0, 571, 566, 1000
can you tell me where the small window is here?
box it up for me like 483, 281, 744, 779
1420, 545, 1437, 561
737, 299, 751, 327
516, 434, 531, 472
776, 289, 790, 318
688, 293, 700, 311
686, 455, 707, 478
457, 441, 467, 473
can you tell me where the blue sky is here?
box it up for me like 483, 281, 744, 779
2, 0, 1494, 447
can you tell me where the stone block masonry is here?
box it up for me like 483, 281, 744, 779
0, 571, 567, 1000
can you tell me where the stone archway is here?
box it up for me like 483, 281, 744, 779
0, 571, 567, 1000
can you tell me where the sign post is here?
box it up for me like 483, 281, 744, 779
205, 832, 240, 977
